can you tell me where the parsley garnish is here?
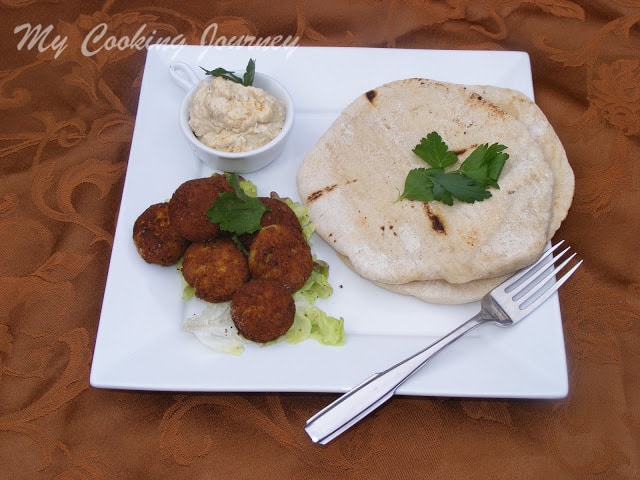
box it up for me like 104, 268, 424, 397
201, 58, 256, 86
400, 132, 508, 205
205, 173, 268, 234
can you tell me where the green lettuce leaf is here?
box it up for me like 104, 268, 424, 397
281, 196, 315, 242
286, 303, 345, 346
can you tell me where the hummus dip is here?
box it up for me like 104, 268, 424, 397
188, 77, 286, 153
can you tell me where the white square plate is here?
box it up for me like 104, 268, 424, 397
91, 46, 568, 398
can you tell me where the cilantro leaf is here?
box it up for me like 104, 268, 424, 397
459, 143, 509, 188
400, 168, 437, 202
429, 171, 492, 204
201, 58, 256, 86
412, 131, 458, 168
400, 132, 508, 206
401, 169, 492, 205
205, 173, 268, 234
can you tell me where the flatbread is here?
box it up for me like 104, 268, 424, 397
464, 85, 574, 237
371, 85, 575, 303
339, 252, 510, 305
297, 78, 574, 304
373, 274, 509, 305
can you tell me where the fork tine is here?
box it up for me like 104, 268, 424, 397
504, 240, 564, 293
511, 248, 573, 301
516, 251, 582, 314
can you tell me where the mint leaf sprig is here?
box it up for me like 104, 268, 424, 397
201, 58, 256, 86
400, 132, 508, 206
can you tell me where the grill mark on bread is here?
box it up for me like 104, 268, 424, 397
469, 91, 509, 119
307, 179, 358, 203
307, 184, 337, 202
453, 143, 479, 156
365, 89, 377, 103
424, 203, 446, 234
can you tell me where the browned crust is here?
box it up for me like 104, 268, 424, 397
133, 202, 190, 266
181, 237, 250, 303
168, 174, 232, 242
230, 279, 295, 343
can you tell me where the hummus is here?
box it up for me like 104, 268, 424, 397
188, 77, 286, 153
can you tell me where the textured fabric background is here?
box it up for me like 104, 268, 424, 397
1, 1, 639, 478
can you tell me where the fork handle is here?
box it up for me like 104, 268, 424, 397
305, 313, 487, 444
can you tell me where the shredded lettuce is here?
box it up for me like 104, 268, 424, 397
281, 196, 315, 242
293, 258, 332, 304
286, 197, 344, 346
182, 284, 196, 301
183, 302, 247, 355
287, 260, 344, 345
286, 303, 345, 346
308, 307, 345, 345
238, 177, 258, 197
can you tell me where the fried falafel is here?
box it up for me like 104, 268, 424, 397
239, 196, 303, 248
248, 224, 313, 292
259, 196, 302, 232
181, 237, 250, 303
132, 202, 190, 266
231, 279, 295, 343
168, 174, 232, 242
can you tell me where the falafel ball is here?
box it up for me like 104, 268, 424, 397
181, 237, 250, 303
168, 174, 232, 242
133, 202, 190, 266
259, 196, 302, 232
248, 224, 313, 292
239, 196, 302, 248
231, 279, 295, 343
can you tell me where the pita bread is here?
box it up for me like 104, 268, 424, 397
338, 252, 510, 304
371, 85, 575, 303
373, 274, 509, 305
296, 78, 574, 303
464, 85, 574, 237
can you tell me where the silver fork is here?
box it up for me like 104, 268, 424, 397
305, 241, 582, 445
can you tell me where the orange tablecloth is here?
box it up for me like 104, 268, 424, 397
1, 1, 639, 478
